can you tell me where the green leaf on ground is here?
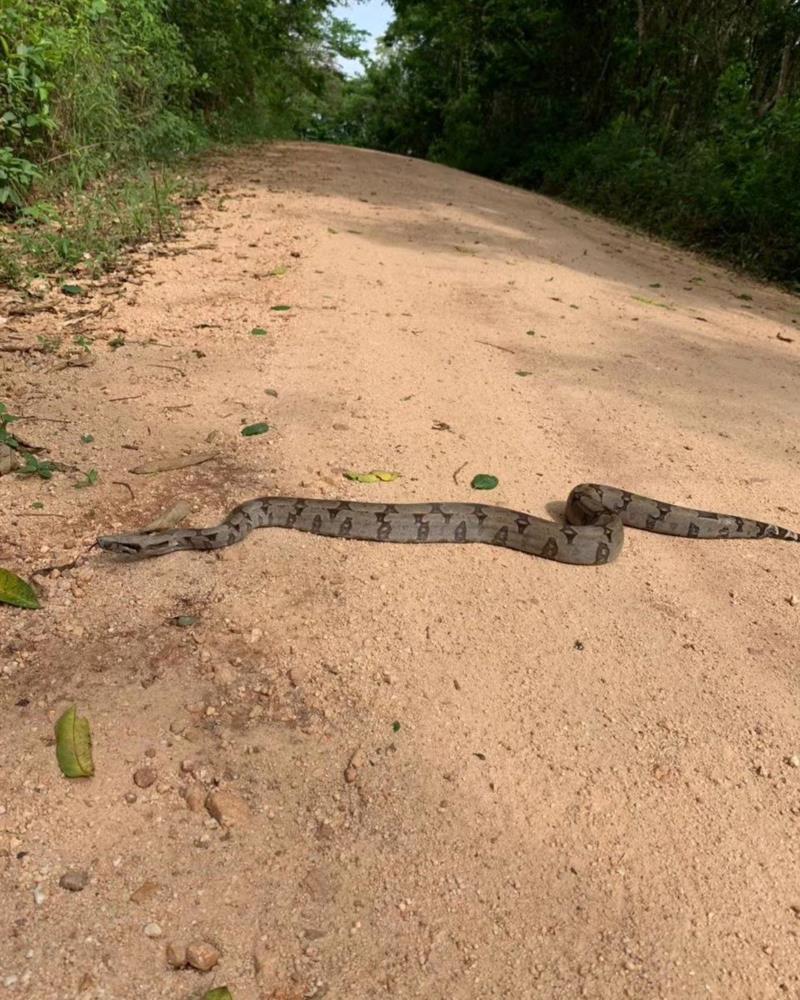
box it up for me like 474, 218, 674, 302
80, 434, 94, 444
61, 283, 84, 297
392, 721, 401, 733
270, 305, 291, 312
249, 327, 268, 337
74, 468, 98, 488
201, 989, 233, 1000
55, 705, 95, 778
264, 388, 278, 397
471, 474, 498, 490
171, 614, 198, 627
515, 370, 533, 377
19, 454, 56, 479
241, 422, 269, 436
0, 568, 40, 609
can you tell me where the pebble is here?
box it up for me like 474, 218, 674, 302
185, 784, 207, 812
123, 792, 138, 804
165, 941, 187, 968
288, 665, 306, 687
205, 789, 251, 827
129, 881, 159, 904
789, 594, 799, 608
789, 755, 800, 769
186, 941, 220, 971
59, 869, 89, 892
133, 767, 157, 788
344, 766, 358, 784
214, 662, 237, 686
33, 885, 46, 906
144, 922, 163, 939
77, 973, 94, 993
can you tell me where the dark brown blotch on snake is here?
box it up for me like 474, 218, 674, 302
96, 484, 800, 565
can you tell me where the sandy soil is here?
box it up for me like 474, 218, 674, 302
1, 141, 800, 1000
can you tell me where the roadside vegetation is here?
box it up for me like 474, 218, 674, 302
3, 1, 799, 288
0, 0, 364, 287
312, 1, 800, 287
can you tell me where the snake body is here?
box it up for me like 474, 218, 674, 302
97, 484, 800, 565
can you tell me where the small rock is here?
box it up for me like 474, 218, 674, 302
288, 665, 306, 687
165, 941, 187, 968
788, 594, 799, 608
144, 922, 163, 939
789, 755, 800, 769
133, 767, 157, 788
213, 662, 237, 686
59, 869, 89, 892
185, 784, 206, 812
77, 972, 95, 992
33, 885, 46, 906
344, 766, 358, 784
0, 443, 20, 476
124, 791, 138, 804
186, 941, 220, 971
129, 881, 160, 904
205, 789, 251, 827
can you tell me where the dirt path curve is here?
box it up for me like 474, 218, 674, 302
2, 141, 800, 999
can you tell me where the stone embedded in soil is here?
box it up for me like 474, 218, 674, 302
288, 665, 306, 687
205, 789, 251, 827
185, 784, 207, 812
165, 941, 188, 968
133, 767, 157, 788
186, 941, 220, 971
130, 881, 160, 904
144, 922, 163, 938
59, 869, 89, 892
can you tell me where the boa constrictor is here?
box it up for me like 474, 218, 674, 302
97, 484, 799, 565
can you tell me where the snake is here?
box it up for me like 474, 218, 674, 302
96, 484, 800, 565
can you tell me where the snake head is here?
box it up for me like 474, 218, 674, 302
96, 535, 146, 556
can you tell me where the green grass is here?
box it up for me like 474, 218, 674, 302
0, 167, 203, 287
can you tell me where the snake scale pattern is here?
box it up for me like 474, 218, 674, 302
97, 484, 800, 565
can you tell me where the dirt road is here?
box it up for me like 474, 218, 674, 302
2, 141, 800, 999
